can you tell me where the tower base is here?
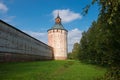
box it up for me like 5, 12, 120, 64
54, 56, 67, 60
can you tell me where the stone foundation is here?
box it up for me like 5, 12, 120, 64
0, 52, 53, 62
54, 56, 67, 60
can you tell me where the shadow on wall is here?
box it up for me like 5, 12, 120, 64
0, 52, 54, 62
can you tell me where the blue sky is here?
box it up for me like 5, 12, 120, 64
0, 0, 99, 52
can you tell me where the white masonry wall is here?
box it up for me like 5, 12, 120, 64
48, 29, 67, 60
0, 20, 53, 62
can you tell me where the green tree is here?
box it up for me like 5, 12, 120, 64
78, 31, 89, 62
80, 0, 120, 79
69, 43, 80, 60
72, 43, 80, 59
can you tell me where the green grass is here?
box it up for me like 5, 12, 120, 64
0, 60, 106, 80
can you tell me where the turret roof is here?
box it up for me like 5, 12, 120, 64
48, 13, 67, 31
51, 23, 65, 29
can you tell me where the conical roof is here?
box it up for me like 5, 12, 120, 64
48, 14, 67, 31
51, 23, 65, 29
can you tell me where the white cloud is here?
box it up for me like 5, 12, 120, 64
0, 2, 15, 23
23, 31, 48, 44
0, 2, 8, 13
68, 28, 83, 52
3, 16, 16, 22
52, 9, 82, 23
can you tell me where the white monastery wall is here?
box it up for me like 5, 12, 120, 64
0, 20, 53, 62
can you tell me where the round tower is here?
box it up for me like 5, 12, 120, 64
48, 14, 68, 60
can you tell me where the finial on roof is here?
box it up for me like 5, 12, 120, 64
55, 10, 61, 24
57, 10, 60, 18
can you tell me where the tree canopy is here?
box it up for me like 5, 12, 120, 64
72, 0, 120, 79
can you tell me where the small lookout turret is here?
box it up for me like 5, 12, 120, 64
47, 13, 68, 60
55, 13, 61, 24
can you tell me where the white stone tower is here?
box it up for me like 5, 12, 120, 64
48, 14, 68, 60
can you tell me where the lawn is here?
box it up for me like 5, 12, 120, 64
0, 60, 106, 80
